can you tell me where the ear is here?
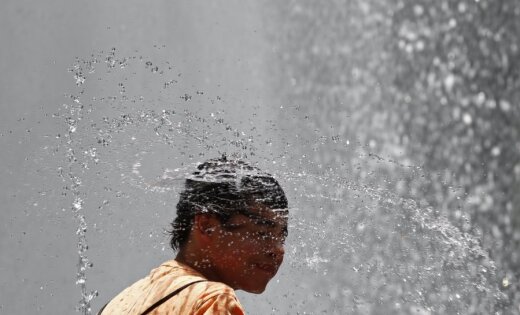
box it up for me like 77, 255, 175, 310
192, 214, 220, 243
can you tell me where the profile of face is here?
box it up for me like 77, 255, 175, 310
205, 205, 288, 293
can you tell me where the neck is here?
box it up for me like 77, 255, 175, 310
175, 248, 222, 283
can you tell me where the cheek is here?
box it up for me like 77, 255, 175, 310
225, 244, 261, 261
216, 243, 267, 271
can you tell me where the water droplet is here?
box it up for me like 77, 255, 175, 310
462, 113, 472, 125
413, 5, 424, 16
74, 73, 85, 86
499, 100, 511, 111
444, 74, 456, 90
180, 94, 192, 101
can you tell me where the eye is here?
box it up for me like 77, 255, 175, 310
255, 231, 270, 240
278, 233, 287, 244
253, 231, 286, 243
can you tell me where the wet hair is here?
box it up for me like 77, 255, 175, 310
169, 156, 288, 250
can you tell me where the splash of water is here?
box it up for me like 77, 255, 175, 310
62, 49, 511, 314
63, 103, 98, 314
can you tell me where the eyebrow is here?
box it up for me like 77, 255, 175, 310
230, 207, 289, 231
252, 217, 276, 227
224, 215, 289, 240
244, 212, 288, 228
252, 216, 289, 237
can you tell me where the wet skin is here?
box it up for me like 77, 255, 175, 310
178, 205, 288, 294
208, 207, 288, 293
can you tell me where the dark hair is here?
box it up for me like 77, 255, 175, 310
169, 156, 288, 250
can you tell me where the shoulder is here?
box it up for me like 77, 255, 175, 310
189, 281, 245, 315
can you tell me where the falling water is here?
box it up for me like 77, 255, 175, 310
64, 58, 99, 314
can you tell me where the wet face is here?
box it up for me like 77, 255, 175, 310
208, 205, 288, 293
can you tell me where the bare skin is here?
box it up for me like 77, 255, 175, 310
175, 206, 287, 293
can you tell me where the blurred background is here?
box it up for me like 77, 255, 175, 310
1, 0, 519, 314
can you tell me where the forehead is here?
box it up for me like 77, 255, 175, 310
230, 204, 288, 228
251, 202, 288, 221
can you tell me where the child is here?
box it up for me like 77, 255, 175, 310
100, 157, 288, 314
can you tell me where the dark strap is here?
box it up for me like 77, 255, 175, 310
141, 280, 206, 315
98, 279, 207, 315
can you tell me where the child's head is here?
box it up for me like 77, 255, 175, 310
170, 156, 288, 292
170, 156, 288, 250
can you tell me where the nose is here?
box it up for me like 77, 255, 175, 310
267, 242, 285, 262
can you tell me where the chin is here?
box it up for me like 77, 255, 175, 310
237, 280, 269, 294
242, 286, 267, 294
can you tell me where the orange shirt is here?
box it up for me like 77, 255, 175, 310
101, 260, 245, 315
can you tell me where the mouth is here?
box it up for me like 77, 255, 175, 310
253, 263, 278, 275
